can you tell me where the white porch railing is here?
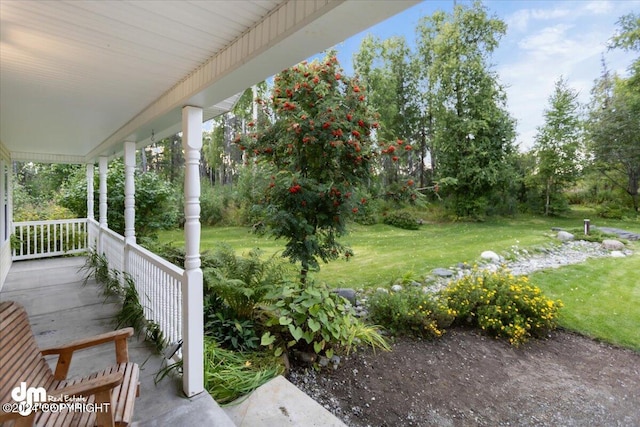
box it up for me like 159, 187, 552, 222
12, 218, 184, 350
12, 219, 88, 260
126, 243, 183, 346
88, 218, 184, 348
100, 225, 125, 276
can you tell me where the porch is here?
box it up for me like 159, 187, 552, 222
0, 256, 234, 426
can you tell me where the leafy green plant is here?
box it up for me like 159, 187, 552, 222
367, 287, 453, 338
382, 210, 419, 230
258, 280, 389, 361
444, 267, 563, 346
205, 309, 260, 352
10, 234, 22, 251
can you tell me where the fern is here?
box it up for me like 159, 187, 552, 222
203, 246, 288, 319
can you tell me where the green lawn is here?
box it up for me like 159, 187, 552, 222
532, 255, 640, 351
158, 209, 640, 350
159, 220, 551, 286
159, 210, 639, 288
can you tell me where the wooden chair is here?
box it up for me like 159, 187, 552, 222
0, 301, 140, 426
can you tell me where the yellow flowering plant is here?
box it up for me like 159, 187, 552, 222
444, 267, 563, 346
367, 287, 454, 339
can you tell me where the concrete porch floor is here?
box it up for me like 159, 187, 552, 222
0, 257, 234, 426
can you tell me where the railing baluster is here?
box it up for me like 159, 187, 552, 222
26, 225, 31, 256
52, 223, 56, 254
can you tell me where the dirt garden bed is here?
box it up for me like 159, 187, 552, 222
289, 328, 640, 426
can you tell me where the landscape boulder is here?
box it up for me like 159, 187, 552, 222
480, 250, 501, 263
602, 239, 625, 251
334, 288, 357, 304
557, 231, 575, 242
432, 268, 454, 278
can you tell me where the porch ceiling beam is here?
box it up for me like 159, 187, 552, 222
10, 152, 86, 165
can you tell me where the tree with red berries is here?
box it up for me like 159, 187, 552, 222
236, 52, 411, 282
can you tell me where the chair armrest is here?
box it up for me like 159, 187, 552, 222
41, 328, 134, 355
52, 372, 124, 400
41, 328, 134, 380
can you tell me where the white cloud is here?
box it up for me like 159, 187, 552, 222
505, 7, 572, 33
518, 24, 577, 56
495, 1, 638, 151
584, 1, 614, 15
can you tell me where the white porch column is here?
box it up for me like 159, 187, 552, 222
0, 159, 6, 244
86, 163, 94, 220
99, 157, 108, 228
98, 157, 108, 255
124, 141, 136, 245
181, 105, 204, 397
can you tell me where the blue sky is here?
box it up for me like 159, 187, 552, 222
325, 0, 639, 151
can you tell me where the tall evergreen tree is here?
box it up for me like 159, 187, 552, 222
416, 1, 517, 217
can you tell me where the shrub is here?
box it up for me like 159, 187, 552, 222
444, 267, 563, 346
200, 184, 226, 226
382, 210, 419, 230
595, 202, 628, 219
59, 159, 179, 238
203, 293, 260, 352
258, 280, 389, 362
367, 287, 453, 339
565, 228, 619, 243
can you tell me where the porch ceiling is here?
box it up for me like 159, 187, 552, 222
0, 0, 419, 164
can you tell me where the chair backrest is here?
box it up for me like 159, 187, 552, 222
0, 301, 55, 417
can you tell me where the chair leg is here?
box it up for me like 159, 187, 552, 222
94, 390, 115, 427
